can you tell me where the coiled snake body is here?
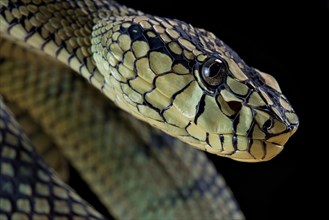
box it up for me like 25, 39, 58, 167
0, 0, 299, 219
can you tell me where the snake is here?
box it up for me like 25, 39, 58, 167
0, 0, 299, 219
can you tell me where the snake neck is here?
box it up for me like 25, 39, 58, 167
0, 0, 140, 78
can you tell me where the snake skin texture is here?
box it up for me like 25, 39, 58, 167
0, 99, 105, 219
0, 39, 244, 219
0, 0, 299, 219
0, 0, 299, 162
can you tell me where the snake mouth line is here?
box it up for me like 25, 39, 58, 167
196, 131, 291, 162
225, 139, 284, 162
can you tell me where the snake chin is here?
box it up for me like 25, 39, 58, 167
215, 125, 298, 163
240, 128, 298, 162
226, 140, 283, 163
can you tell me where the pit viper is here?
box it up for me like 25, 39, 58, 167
0, 0, 299, 219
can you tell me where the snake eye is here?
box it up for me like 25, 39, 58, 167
201, 57, 228, 87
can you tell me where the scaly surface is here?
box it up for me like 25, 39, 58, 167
0, 0, 298, 219
0, 39, 243, 219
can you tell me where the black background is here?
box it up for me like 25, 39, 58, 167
70, 1, 328, 219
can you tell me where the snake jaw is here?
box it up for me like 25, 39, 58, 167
91, 13, 299, 162
231, 142, 284, 162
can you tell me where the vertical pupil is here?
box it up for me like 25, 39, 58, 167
207, 62, 223, 78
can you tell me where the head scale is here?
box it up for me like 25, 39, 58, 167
92, 15, 299, 162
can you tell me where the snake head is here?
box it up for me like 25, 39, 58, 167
91, 15, 299, 162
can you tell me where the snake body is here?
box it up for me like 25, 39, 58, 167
0, 0, 299, 219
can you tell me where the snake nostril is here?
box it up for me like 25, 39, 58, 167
263, 119, 273, 131
227, 101, 242, 112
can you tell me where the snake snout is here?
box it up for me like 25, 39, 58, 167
265, 118, 299, 145
249, 105, 299, 161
